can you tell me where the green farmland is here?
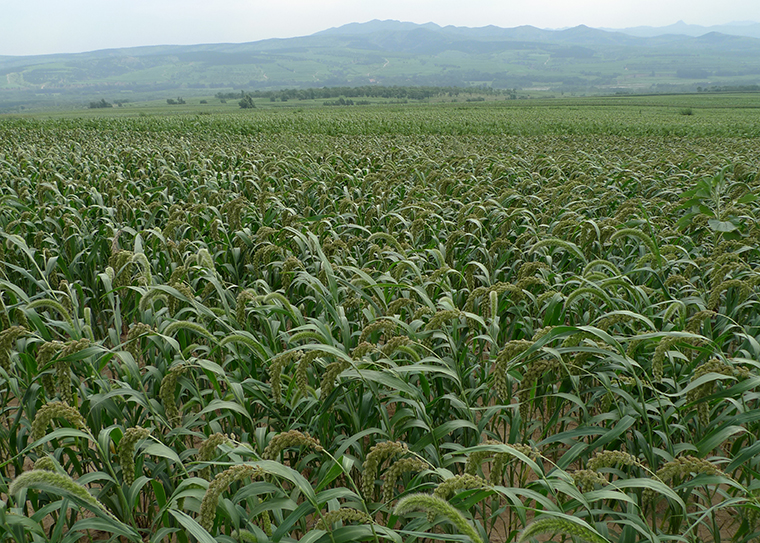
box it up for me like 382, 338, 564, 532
1, 96, 760, 542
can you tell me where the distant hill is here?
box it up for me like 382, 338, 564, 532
604, 20, 760, 39
3, 19, 760, 111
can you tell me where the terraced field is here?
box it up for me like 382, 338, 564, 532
1, 102, 760, 542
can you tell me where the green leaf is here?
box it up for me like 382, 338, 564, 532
726, 440, 760, 472
68, 517, 142, 542
151, 478, 167, 509
150, 528, 181, 543
697, 425, 746, 457
343, 369, 420, 397
412, 419, 478, 452
319, 525, 400, 543
169, 510, 218, 543
707, 219, 738, 232
590, 415, 636, 451
127, 476, 153, 507
737, 193, 758, 204
198, 399, 253, 422
612, 478, 686, 512
195, 357, 226, 376
255, 459, 317, 503
315, 460, 347, 493
143, 442, 183, 465
28, 428, 94, 452
272, 500, 316, 542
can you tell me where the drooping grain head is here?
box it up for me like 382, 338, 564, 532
518, 517, 607, 543
0, 325, 29, 372
381, 457, 429, 504
362, 441, 408, 500
394, 493, 483, 543
268, 350, 302, 402
159, 364, 188, 427
199, 464, 265, 532
197, 433, 229, 480
262, 429, 323, 461
10, 469, 116, 520
125, 323, 153, 362
30, 401, 87, 454
315, 507, 372, 530
117, 427, 151, 485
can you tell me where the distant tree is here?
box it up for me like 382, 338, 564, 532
200, 100, 208, 104
323, 97, 355, 106
89, 98, 112, 109
239, 94, 256, 109
166, 97, 185, 105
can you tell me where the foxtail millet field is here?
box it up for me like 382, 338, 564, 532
1, 96, 760, 542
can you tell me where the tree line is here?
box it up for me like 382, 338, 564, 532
215, 85, 513, 103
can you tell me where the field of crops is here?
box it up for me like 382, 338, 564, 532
1, 101, 760, 543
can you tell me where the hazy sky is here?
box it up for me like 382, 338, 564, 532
2, 0, 759, 56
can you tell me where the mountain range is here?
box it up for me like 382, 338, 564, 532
2, 20, 760, 111
602, 20, 760, 39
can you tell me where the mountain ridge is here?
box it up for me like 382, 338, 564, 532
602, 20, 760, 39
5, 19, 760, 62
3, 19, 760, 111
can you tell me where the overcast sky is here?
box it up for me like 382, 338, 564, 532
2, 0, 759, 56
